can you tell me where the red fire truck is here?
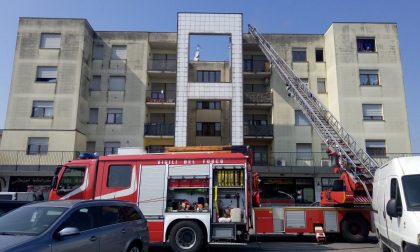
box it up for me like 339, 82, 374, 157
49, 146, 371, 252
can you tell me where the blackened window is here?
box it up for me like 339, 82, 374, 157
196, 101, 221, 110
107, 165, 131, 188
315, 49, 324, 62
292, 48, 307, 62
196, 122, 221, 136
357, 38, 376, 52
197, 71, 221, 82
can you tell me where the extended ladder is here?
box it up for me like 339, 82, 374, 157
248, 24, 379, 202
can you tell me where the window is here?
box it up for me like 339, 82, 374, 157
362, 104, 383, 120
32, 101, 53, 118
244, 114, 268, 125
104, 142, 120, 155
57, 167, 86, 192
93, 45, 104, 60
120, 206, 142, 221
59, 207, 99, 232
321, 178, 337, 191
90, 76, 101, 91
89, 108, 99, 124
359, 70, 379, 86
196, 101, 221, 110
300, 78, 309, 86
107, 165, 132, 188
86, 141, 96, 152
36, 66, 57, 83
317, 78, 326, 93
251, 146, 268, 166
244, 84, 268, 92
292, 48, 307, 62
357, 38, 375, 52
111, 45, 127, 60
106, 108, 123, 124
40, 33, 61, 49
243, 55, 268, 72
315, 49, 324, 62
295, 110, 310, 126
390, 178, 402, 212
99, 206, 121, 226
366, 140, 386, 157
197, 71, 221, 83
296, 143, 312, 160
108, 76, 125, 91
196, 122, 221, 136
147, 145, 167, 153
27, 137, 48, 155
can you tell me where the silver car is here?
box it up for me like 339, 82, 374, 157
0, 200, 149, 252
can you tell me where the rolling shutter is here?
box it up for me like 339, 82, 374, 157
138, 165, 166, 217
40, 33, 61, 48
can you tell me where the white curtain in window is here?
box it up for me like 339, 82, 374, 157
40, 34, 61, 48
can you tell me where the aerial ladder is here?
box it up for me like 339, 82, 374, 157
248, 24, 379, 206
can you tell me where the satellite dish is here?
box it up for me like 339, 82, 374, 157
193, 45, 200, 61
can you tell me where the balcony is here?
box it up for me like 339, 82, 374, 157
243, 59, 271, 78
243, 124, 273, 139
144, 123, 175, 137
148, 59, 177, 78
146, 90, 176, 108
243, 91, 272, 107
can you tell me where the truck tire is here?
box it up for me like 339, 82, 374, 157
340, 215, 369, 243
169, 221, 204, 252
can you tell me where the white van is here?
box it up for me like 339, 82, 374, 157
372, 157, 420, 252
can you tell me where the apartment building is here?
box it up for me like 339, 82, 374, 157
0, 13, 411, 203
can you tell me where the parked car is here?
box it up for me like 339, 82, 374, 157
0, 200, 149, 252
0, 200, 31, 216
372, 157, 420, 252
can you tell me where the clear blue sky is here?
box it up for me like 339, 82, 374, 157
1, 0, 419, 152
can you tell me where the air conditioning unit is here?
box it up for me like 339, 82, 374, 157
276, 159, 286, 166
321, 159, 332, 167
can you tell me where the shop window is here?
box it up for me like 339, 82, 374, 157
89, 108, 99, 124
197, 71, 221, 83
86, 141, 96, 152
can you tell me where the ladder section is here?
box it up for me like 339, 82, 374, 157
248, 24, 379, 200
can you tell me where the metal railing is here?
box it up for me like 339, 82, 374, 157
144, 123, 175, 136
244, 124, 273, 136
0, 151, 80, 168
148, 59, 177, 71
146, 90, 176, 103
243, 91, 272, 104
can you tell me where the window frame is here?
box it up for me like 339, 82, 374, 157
31, 101, 54, 118
196, 101, 221, 110
357, 37, 376, 53
104, 142, 120, 155
39, 33, 61, 49
111, 45, 127, 60
35, 66, 58, 83
106, 108, 123, 124
295, 110, 311, 126
292, 48, 307, 62
315, 48, 324, 62
27, 137, 49, 155
362, 104, 383, 121
317, 78, 327, 94
365, 140, 386, 157
93, 45, 104, 60
197, 70, 221, 83
359, 70, 380, 86
196, 122, 221, 136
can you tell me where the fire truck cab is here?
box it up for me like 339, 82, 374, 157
49, 150, 253, 252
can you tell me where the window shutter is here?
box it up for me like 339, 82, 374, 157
366, 140, 385, 148
37, 66, 57, 78
363, 104, 382, 117
40, 34, 61, 48
111, 45, 127, 60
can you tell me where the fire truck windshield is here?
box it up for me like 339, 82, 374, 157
56, 166, 86, 196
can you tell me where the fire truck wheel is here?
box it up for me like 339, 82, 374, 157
169, 221, 204, 252
340, 215, 369, 243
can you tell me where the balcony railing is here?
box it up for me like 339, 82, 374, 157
0, 151, 80, 170
144, 123, 175, 136
244, 91, 272, 104
244, 124, 273, 137
146, 90, 176, 104
148, 59, 177, 71
251, 152, 420, 168
243, 60, 271, 73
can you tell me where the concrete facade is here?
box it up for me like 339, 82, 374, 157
0, 15, 411, 202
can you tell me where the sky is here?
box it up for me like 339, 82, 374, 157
0, 0, 419, 152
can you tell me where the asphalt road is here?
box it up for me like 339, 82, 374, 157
150, 234, 380, 252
